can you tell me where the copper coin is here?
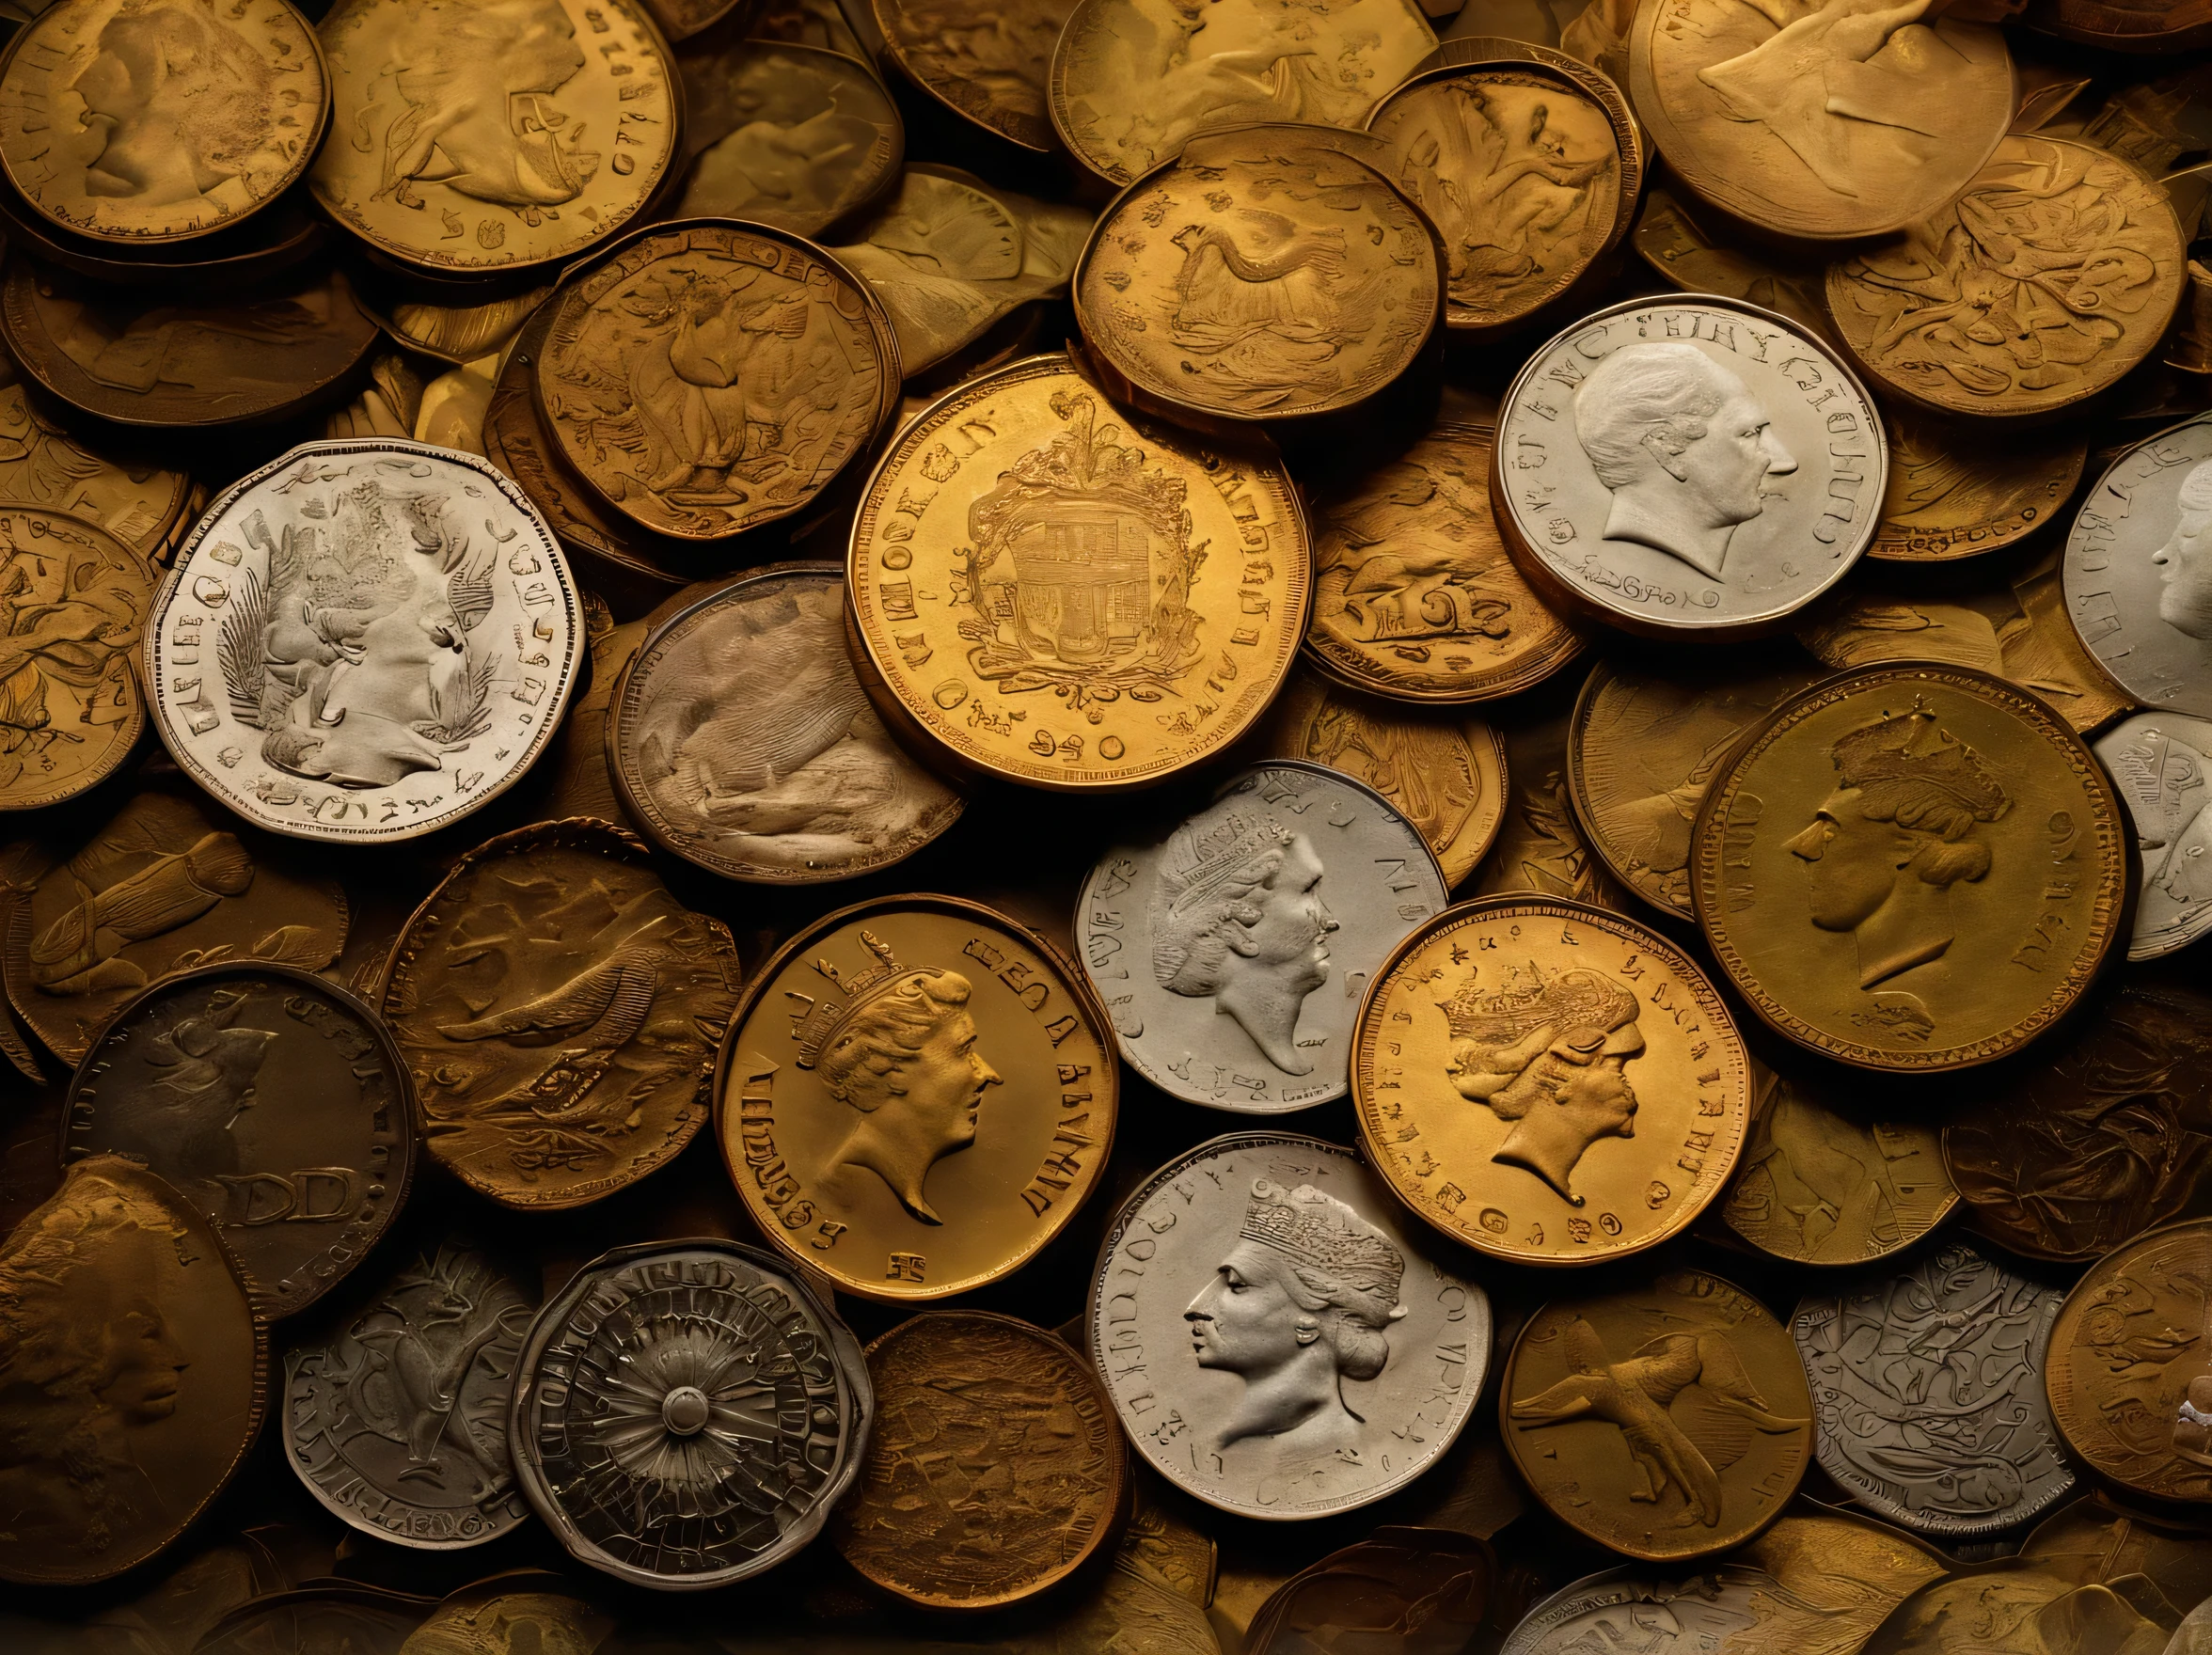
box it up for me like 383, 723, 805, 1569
676, 40, 902, 234
874, 0, 1071, 151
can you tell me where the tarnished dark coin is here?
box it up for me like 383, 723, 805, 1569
381, 820, 742, 1211
61, 962, 416, 1318
510, 1237, 873, 1589
1246, 1529, 1492, 1654
284, 1240, 539, 1549
676, 40, 902, 234
197, 1585, 434, 1655
0, 1154, 264, 1586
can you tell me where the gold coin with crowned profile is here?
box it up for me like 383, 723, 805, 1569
715, 893, 1116, 1303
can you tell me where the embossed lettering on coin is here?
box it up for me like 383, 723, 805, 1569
2097, 712, 2212, 960
1871, 411, 2086, 563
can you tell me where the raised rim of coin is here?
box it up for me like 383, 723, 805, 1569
871, 0, 1055, 152
2095, 711, 2212, 961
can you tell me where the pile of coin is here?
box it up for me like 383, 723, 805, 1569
2, 0, 2212, 1649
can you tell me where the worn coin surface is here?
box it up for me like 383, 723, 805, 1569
1306, 415, 1584, 705
2063, 410, 2212, 721
0, 361, 190, 559
387, 1575, 608, 1655
1568, 657, 1821, 920
1690, 664, 2126, 1072
2096, 712, 2212, 960
1077, 763, 1446, 1113
311, 0, 678, 275
382, 819, 741, 1212
1827, 136, 2184, 422
2046, 1217, 2212, 1506
1074, 129, 1441, 425
610, 564, 962, 883
1352, 897, 1752, 1267
1049, 0, 1435, 185
0, 1154, 264, 1586
197, 1588, 431, 1655
1244, 1529, 1493, 1654
2031, 0, 2212, 49
538, 221, 899, 544
846, 354, 1308, 791
833, 1310, 1126, 1607
676, 40, 901, 233
1493, 296, 1887, 639
0, 0, 328, 244
1505, 1270, 1809, 1560
1871, 412, 2087, 564
875, 0, 1071, 151
284, 1240, 537, 1548
1629, 0, 2014, 242
717, 893, 1115, 1301
61, 963, 415, 1318
1088, 1130, 1489, 1521
510, 1238, 872, 1589
1468, 695, 1634, 910
147, 440, 584, 844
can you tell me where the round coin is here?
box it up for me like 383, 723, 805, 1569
2062, 409, 2212, 721
1087, 1130, 1490, 1520
716, 892, 1116, 1302
284, 1240, 537, 1548
0, 365, 191, 560
1871, 411, 2086, 564
2028, 0, 2212, 50
311, 0, 679, 276
1076, 762, 1446, 1112
1351, 897, 1752, 1267
874, 0, 1070, 151
1073, 128, 1442, 426
1793, 1241, 2074, 1537
510, 1238, 872, 1589
2096, 712, 2212, 960
1502, 1270, 1810, 1560
676, 41, 901, 234
381, 820, 741, 1211
0, 1155, 264, 1586
146, 440, 584, 844
388, 1577, 608, 1655
1492, 296, 1887, 640
610, 562, 963, 883
0, 0, 328, 245
833, 1310, 1125, 1607
1826, 137, 2184, 422
845, 354, 1309, 792
1690, 664, 2126, 1072
61, 963, 416, 1318
537, 221, 898, 544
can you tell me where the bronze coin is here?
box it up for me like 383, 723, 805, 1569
874, 0, 1071, 152
676, 40, 902, 234
1871, 411, 2087, 564
0, 353, 191, 558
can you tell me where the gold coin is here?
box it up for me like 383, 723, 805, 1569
874, 0, 1071, 151
1871, 411, 2088, 563
1630, 184, 1832, 341
1351, 896, 1752, 1267
1306, 415, 1583, 705
1073, 128, 1441, 425
0, 365, 191, 559
715, 893, 1116, 1302
0, 0, 329, 245
1467, 687, 1635, 911
845, 354, 1308, 792
1500, 1270, 1810, 1560
1827, 136, 2184, 420
1690, 663, 2127, 1072
311, 0, 679, 276
537, 221, 897, 543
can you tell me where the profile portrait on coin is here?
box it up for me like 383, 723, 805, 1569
1151, 818, 1338, 1076
68, 0, 276, 212
1185, 1178, 1408, 1458
2153, 458, 2212, 642
1438, 961, 1644, 1205
1573, 341, 1799, 581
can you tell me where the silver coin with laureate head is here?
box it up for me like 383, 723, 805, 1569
2095, 711, 2212, 959
1087, 1131, 1490, 1521
1076, 763, 1447, 1112
146, 440, 583, 843
1493, 296, 1887, 641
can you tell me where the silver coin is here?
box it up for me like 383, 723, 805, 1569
510, 1238, 872, 1589
1075, 762, 1446, 1112
2064, 411, 2212, 720
1493, 296, 1888, 640
1501, 1566, 1776, 1655
1087, 1130, 1490, 1521
145, 440, 583, 843
1791, 1240, 2074, 1538
2094, 712, 2212, 960
283, 1240, 537, 1550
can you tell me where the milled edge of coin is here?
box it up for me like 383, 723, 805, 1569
1350, 893, 1752, 1267
605, 559, 966, 884
60, 961, 419, 1319
507, 1235, 874, 1589
870, 0, 1054, 152
711, 890, 1120, 1303
1687, 659, 2129, 1073
143, 438, 586, 844
834, 1307, 1129, 1607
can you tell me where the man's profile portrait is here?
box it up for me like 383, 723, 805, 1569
1783, 701, 2011, 993
1185, 1177, 1407, 1456
791, 930, 1002, 1225
1151, 810, 1339, 1075
1572, 341, 1798, 581
2154, 458, 2212, 642
1437, 960, 1644, 1205
68, 0, 276, 212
